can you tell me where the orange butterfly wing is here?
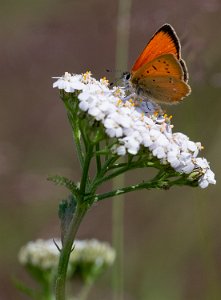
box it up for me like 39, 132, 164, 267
131, 54, 191, 103
137, 77, 190, 104
129, 24, 191, 104
132, 54, 185, 81
131, 24, 181, 73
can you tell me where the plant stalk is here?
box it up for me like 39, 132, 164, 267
113, 0, 132, 298
55, 203, 88, 300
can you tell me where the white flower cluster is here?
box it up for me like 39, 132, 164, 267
53, 72, 216, 188
18, 238, 116, 271
69, 239, 116, 267
18, 238, 59, 270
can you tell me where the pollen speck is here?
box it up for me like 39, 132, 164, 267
117, 99, 122, 106
82, 71, 92, 83
100, 76, 109, 86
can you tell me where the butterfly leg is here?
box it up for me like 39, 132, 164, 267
123, 92, 137, 101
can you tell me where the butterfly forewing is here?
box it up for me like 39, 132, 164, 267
132, 24, 180, 73
179, 59, 189, 82
132, 54, 185, 82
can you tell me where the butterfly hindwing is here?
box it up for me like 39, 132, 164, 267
136, 76, 191, 104
131, 54, 191, 104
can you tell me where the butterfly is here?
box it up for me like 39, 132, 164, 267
125, 24, 191, 104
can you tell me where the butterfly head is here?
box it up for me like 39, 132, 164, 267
120, 71, 132, 92
122, 72, 131, 81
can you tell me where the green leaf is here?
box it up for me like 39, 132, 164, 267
47, 175, 79, 197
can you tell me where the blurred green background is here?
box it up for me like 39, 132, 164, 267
1, 0, 221, 299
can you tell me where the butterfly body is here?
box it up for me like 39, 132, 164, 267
129, 24, 191, 104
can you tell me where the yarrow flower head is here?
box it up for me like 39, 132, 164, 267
52, 72, 216, 189
18, 238, 115, 282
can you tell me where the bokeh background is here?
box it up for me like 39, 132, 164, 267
1, 0, 221, 299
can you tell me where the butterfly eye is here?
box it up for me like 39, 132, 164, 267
123, 72, 131, 80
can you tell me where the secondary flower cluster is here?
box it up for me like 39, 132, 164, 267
19, 238, 115, 276
53, 72, 216, 189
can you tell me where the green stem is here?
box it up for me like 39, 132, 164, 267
55, 203, 88, 300
72, 116, 84, 168
94, 161, 159, 187
95, 143, 101, 174
89, 156, 119, 195
105, 138, 109, 161
99, 156, 119, 178
108, 155, 155, 170
63, 99, 84, 170
95, 174, 185, 202
112, 173, 124, 300
80, 145, 93, 195
96, 181, 163, 202
42, 279, 54, 300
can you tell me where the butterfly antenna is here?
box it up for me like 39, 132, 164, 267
105, 68, 129, 87
105, 68, 124, 74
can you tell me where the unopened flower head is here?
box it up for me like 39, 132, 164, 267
53, 72, 216, 188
